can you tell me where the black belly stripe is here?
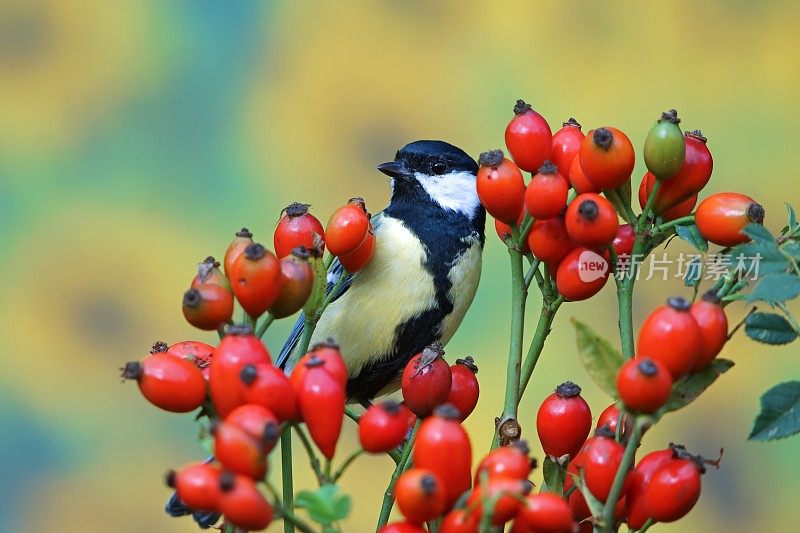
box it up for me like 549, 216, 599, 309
346, 187, 485, 402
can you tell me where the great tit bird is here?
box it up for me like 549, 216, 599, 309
165, 140, 484, 528
276, 140, 485, 403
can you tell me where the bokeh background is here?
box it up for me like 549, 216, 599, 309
1, 1, 798, 531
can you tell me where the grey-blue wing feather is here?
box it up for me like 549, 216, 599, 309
275, 212, 382, 369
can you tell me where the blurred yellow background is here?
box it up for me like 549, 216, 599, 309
1, 1, 798, 531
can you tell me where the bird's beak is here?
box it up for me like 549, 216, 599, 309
377, 160, 412, 179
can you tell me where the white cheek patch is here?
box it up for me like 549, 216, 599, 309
415, 171, 480, 218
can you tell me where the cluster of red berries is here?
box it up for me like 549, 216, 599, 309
400, 342, 480, 421
182, 198, 375, 331
633, 293, 728, 385
380, 407, 576, 533
479, 101, 764, 302
378, 300, 727, 533
122, 328, 481, 531
123, 328, 351, 530
533, 380, 720, 532
532, 288, 728, 532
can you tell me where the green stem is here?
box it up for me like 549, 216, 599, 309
524, 253, 545, 291
292, 267, 350, 359
293, 425, 327, 484
279, 509, 316, 533
612, 177, 664, 360
636, 179, 662, 233
598, 417, 647, 532
542, 262, 554, 296
727, 306, 757, 339
616, 273, 635, 359
519, 213, 535, 243
652, 214, 694, 234
638, 518, 656, 533
319, 273, 346, 312
265, 481, 317, 533
605, 189, 636, 224
779, 246, 800, 276
377, 421, 419, 529
255, 313, 275, 338
280, 432, 294, 533
524, 258, 542, 290
344, 406, 362, 423
296, 324, 315, 358
479, 494, 500, 532
519, 297, 564, 396
332, 448, 364, 483
494, 237, 527, 448
617, 179, 666, 360
716, 272, 739, 300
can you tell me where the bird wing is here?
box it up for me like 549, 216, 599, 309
275, 212, 384, 369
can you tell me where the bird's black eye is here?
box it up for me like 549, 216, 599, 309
431, 161, 448, 175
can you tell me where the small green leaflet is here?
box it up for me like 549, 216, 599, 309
747, 273, 800, 306
662, 359, 734, 413
729, 223, 789, 275
571, 318, 624, 398
296, 484, 352, 525
784, 241, 800, 259
541, 456, 567, 495
749, 381, 800, 441
745, 312, 798, 345
742, 223, 775, 243
732, 241, 789, 275
786, 203, 798, 232
675, 224, 708, 253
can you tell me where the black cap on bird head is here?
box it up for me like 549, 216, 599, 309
377, 140, 478, 180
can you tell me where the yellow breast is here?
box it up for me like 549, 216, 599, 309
311, 217, 436, 373
441, 236, 482, 344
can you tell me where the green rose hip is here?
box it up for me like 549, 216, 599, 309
644, 109, 685, 180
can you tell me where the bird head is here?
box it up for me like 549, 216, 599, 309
377, 140, 482, 219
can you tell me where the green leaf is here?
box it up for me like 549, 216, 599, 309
541, 456, 567, 495
683, 255, 703, 287
571, 318, 624, 398
787, 204, 798, 232
675, 224, 708, 253
747, 273, 800, 306
296, 485, 351, 525
749, 381, 800, 441
731, 241, 788, 275
745, 312, 798, 345
743, 223, 775, 244
784, 241, 800, 259
663, 359, 734, 413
